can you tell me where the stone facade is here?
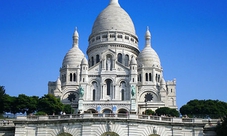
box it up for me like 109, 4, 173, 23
13, 115, 207, 136
48, 0, 177, 114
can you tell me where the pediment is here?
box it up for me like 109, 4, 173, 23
88, 62, 101, 73
115, 62, 130, 73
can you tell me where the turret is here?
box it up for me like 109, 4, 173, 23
81, 57, 88, 83
130, 57, 137, 84
73, 27, 79, 47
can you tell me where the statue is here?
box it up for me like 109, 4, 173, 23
153, 127, 157, 134
79, 85, 84, 98
107, 121, 112, 132
131, 85, 135, 97
107, 57, 111, 71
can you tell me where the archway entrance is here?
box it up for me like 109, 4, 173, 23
118, 109, 128, 118
87, 109, 97, 113
149, 134, 160, 136
57, 133, 73, 136
103, 109, 113, 117
103, 109, 112, 114
101, 132, 119, 136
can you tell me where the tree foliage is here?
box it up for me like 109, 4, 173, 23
155, 107, 179, 117
216, 116, 227, 136
3, 95, 18, 114
63, 104, 73, 114
0, 86, 6, 114
37, 94, 64, 115
145, 109, 155, 115
16, 94, 39, 115
180, 99, 227, 118
1, 89, 69, 115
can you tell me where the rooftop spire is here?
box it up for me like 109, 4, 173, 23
145, 26, 152, 47
73, 27, 79, 47
109, 0, 120, 6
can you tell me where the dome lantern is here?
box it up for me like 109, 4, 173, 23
73, 27, 79, 47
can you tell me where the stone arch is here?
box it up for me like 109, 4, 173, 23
139, 90, 160, 102
117, 53, 122, 63
118, 108, 128, 113
149, 134, 160, 136
96, 54, 100, 63
61, 90, 79, 103
103, 108, 112, 114
106, 54, 113, 70
57, 133, 73, 136
91, 81, 98, 100
86, 108, 97, 113
117, 79, 128, 87
101, 132, 119, 136
125, 54, 129, 66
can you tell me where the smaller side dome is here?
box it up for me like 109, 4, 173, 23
81, 57, 88, 65
62, 29, 85, 68
137, 28, 161, 68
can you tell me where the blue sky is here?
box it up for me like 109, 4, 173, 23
0, 0, 226, 109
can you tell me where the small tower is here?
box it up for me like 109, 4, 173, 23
80, 57, 88, 83
130, 57, 138, 84
73, 27, 79, 47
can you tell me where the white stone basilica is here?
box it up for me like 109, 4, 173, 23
48, 0, 177, 114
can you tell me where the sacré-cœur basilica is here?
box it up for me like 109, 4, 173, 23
48, 0, 177, 115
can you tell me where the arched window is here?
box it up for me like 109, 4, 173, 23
171, 98, 174, 105
121, 89, 124, 100
118, 53, 122, 63
61, 75, 64, 82
70, 73, 72, 81
96, 54, 100, 63
106, 79, 112, 95
146, 73, 148, 81
91, 57, 94, 66
93, 89, 95, 101
73, 73, 76, 82
125, 54, 129, 66
149, 73, 152, 81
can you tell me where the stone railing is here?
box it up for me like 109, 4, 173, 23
0, 119, 14, 126
14, 113, 208, 124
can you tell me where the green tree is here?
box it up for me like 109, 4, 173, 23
0, 86, 6, 114
216, 116, 227, 136
16, 94, 39, 115
180, 99, 227, 118
63, 104, 73, 114
155, 107, 179, 117
3, 95, 18, 115
37, 94, 64, 115
27, 96, 39, 115
145, 109, 155, 115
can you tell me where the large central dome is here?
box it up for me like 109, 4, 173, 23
91, 0, 136, 36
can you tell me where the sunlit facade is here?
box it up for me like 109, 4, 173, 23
48, 0, 177, 114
